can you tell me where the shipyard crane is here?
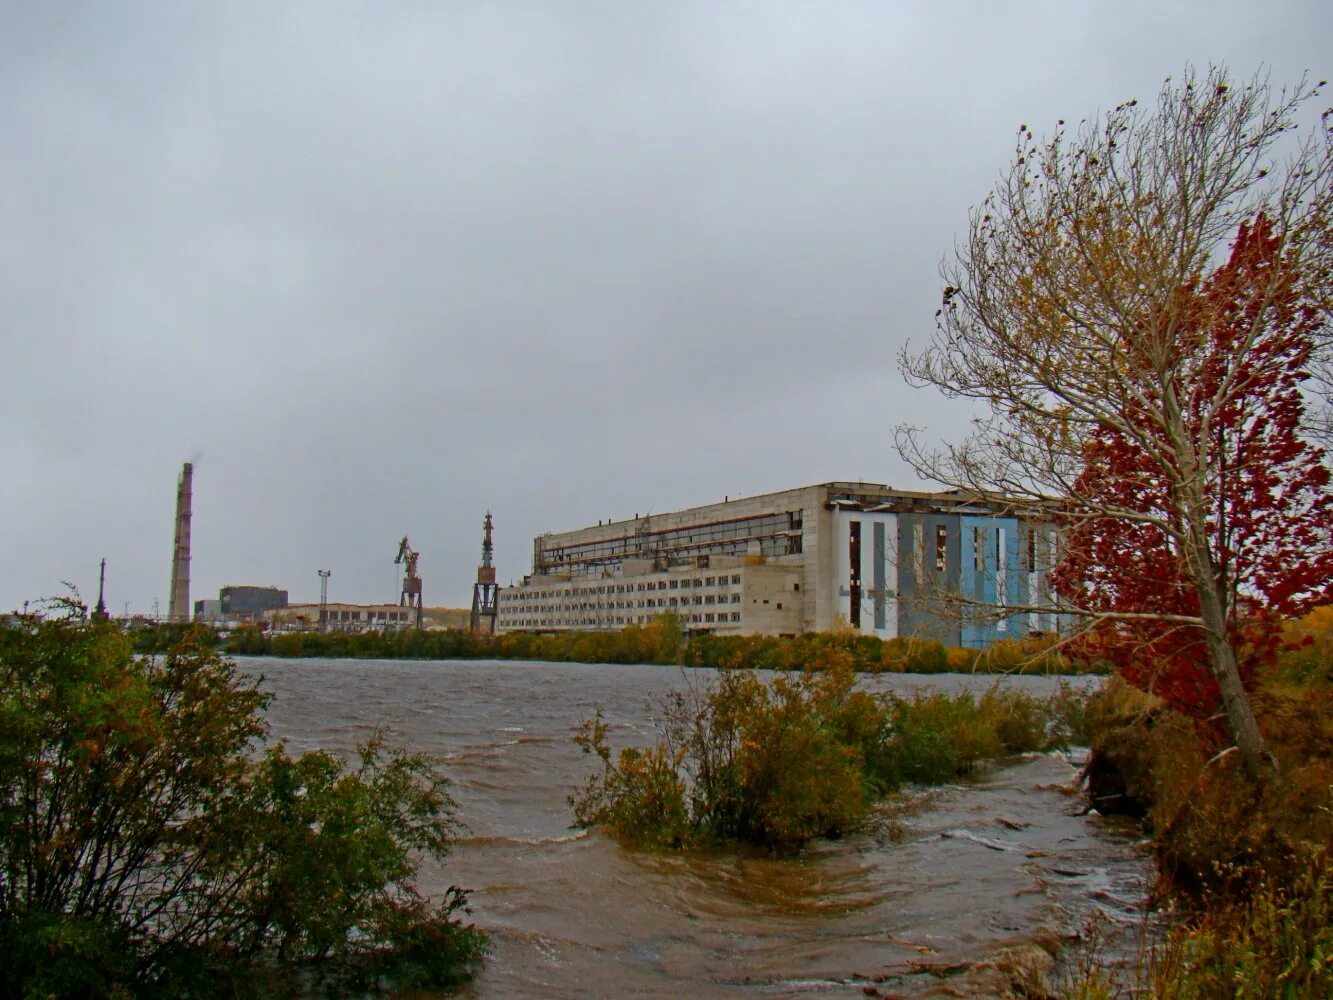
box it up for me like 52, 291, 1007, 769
394, 536, 423, 629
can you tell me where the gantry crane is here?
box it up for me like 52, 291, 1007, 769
395, 536, 423, 629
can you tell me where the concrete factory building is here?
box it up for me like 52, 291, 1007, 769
496, 482, 1066, 645
269, 603, 416, 630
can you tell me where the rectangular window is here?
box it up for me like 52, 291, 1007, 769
731, 612, 741, 622
705, 576, 715, 586
974, 526, 985, 571
848, 520, 862, 629
935, 524, 948, 572
732, 574, 741, 584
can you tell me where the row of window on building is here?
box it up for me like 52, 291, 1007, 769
506, 610, 745, 629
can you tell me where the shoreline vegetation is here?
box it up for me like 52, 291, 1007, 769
0, 611, 485, 998
6, 607, 1327, 996
569, 656, 1091, 854
1058, 629, 1331, 998
136, 615, 1110, 676
561, 609, 1331, 997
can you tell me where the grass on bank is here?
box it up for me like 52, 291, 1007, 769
569, 653, 1090, 853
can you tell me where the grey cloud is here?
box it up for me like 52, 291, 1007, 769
3, 1, 1330, 610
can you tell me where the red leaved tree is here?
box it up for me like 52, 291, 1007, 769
899, 70, 1333, 776
1052, 216, 1333, 733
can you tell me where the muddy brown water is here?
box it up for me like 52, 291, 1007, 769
248, 657, 1150, 998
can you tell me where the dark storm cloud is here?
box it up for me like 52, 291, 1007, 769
3, 1, 1330, 610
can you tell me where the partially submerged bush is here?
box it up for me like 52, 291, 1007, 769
571, 663, 1090, 852
0, 610, 484, 997
571, 657, 885, 852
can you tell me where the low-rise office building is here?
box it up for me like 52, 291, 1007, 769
497, 481, 1066, 644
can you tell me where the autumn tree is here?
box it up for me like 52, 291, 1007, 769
898, 67, 1333, 775
1049, 216, 1333, 728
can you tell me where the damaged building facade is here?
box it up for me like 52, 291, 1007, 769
496, 482, 1066, 645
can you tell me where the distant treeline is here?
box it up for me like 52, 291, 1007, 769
132, 616, 1105, 675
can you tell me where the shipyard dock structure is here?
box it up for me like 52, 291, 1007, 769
496, 482, 1066, 646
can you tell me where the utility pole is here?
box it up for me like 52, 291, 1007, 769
318, 570, 331, 631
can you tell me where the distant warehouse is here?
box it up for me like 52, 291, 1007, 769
496, 482, 1067, 647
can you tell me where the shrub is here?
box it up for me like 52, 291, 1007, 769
1045, 679, 1093, 748
1082, 673, 1332, 895
0, 609, 484, 997
980, 688, 1050, 753
881, 690, 1003, 784
571, 662, 1089, 852
571, 657, 889, 853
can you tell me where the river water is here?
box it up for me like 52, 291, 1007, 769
247, 657, 1149, 998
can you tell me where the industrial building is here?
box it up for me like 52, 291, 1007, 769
496, 482, 1066, 645
220, 585, 289, 617
268, 603, 417, 631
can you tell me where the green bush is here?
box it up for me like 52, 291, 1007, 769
571, 654, 888, 853
881, 690, 1004, 784
0, 609, 485, 997
571, 658, 1087, 852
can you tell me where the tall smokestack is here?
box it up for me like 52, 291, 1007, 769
169, 462, 193, 622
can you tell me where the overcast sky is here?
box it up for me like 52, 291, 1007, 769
3, 2, 1330, 613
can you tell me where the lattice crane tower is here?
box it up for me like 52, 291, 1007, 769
470, 511, 498, 635
395, 536, 423, 629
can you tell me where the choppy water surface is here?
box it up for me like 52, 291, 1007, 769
248, 657, 1149, 998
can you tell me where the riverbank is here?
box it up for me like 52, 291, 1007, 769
1059, 621, 1332, 997
136, 618, 1107, 675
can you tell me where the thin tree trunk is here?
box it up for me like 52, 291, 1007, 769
1189, 539, 1273, 778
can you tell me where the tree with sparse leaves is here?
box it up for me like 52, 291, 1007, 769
899, 67, 1333, 776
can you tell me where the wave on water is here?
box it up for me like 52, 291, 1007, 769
457, 830, 592, 848
939, 828, 1017, 852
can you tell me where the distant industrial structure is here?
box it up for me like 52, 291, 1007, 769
167, 462, 193, 622
92, 558, 109, 623
496, 482, 1066, 645
395, 537, 423, 629
269, 602, 418, 630
470, 512, 498, 635
194, 585, 288, 623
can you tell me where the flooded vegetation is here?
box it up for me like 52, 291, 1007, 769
257, 657, 1148, 997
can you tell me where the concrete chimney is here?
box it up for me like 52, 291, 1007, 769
168, 462, 193, 622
